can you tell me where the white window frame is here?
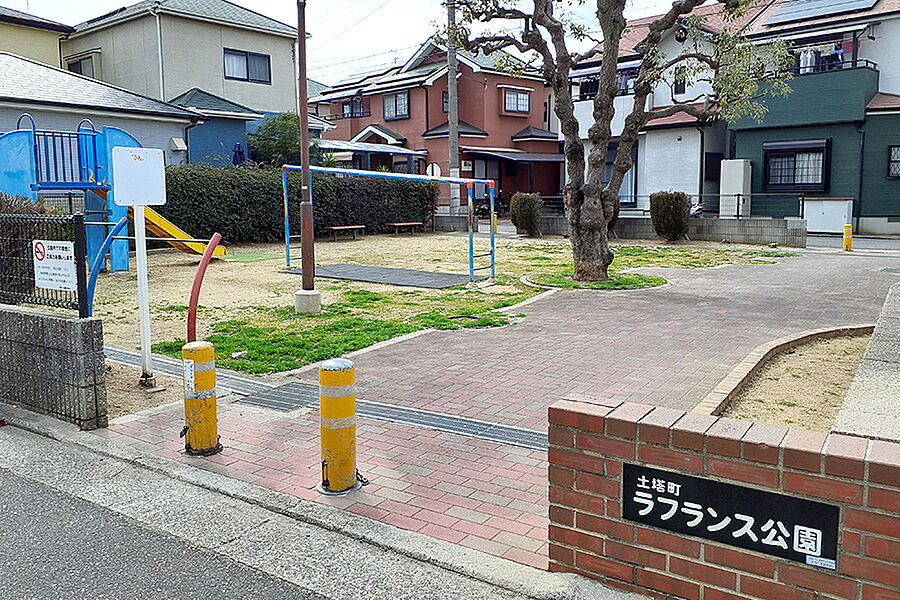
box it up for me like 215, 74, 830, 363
383, 91, 410, 120
504, 90, 530, 113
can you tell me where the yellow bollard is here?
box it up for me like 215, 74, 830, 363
319, 358, 358, 494
181, 341, 221, 455
843, 224, 853, 252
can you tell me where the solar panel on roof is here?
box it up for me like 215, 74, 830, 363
764, 0, 878, 26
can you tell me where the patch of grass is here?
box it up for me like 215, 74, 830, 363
745, 251, 800, 258
156, 304, 188, 313
223, 252, 281, 263
534, 269, 667, 290
153, 317, 419, 374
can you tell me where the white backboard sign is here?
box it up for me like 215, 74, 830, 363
32, 240, 76, 291
111, 147, 167, 207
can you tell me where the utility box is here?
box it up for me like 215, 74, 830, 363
719, 159, 752, 218
803, 198, 853, 234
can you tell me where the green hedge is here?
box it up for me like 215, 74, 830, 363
649, 190, 691, 241
160, 165, 438, 243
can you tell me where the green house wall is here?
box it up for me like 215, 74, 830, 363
734, 124, 863, 217
861, 113, 900, 217
731, 68, 879, 130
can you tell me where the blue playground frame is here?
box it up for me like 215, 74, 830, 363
0, 113, 144, 273
281, 164, 496, 282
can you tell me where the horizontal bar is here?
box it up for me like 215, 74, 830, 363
112, 236, 214, 243
32, 183, 109, 191
473, 265, 493, 271
473, 252, 493, 258
284, 164, 494, 186
84, 222, 118, 226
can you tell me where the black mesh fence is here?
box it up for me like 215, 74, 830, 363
0, 213, 89, 318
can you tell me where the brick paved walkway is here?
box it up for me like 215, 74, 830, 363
98, 251, 899, 569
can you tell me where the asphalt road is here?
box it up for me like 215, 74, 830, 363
0, 469, 325, 600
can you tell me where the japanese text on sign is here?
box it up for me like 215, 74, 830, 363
623, 463, 838, 570
32, 240, 76, 291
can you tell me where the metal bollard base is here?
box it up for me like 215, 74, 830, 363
315, 480, 362, 497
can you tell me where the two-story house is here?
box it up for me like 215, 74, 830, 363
732, 0, 900, 234
0, 6, 73, 67
569, 1, 767, 215
317, 38, 564, 212
59, 0, 304, 164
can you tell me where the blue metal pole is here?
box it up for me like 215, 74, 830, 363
282, 168, 291, 268
489, 184, 496, 279
467, 185, 474, 283
86, 217, 127, 316
309, 171, 314, 205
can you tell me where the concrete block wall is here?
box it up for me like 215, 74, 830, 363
548, 398, 899, 600
0, 305, 107, 430
536, 216, 807, 248
434, 214, 476, 232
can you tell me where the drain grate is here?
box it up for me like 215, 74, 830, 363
238, 382, 548, 450
883, 267, 900, 273
236, 382, 319, 412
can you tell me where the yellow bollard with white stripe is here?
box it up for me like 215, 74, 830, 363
843, 224, 853, 252
181, 341, 221, 455
319, 358, 358, 494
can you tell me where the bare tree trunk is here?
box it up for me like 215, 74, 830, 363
567, 186, 615, 281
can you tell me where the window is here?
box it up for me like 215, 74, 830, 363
889, 146, 900, 178
224, 49, 271, 84
763, 139, 829, 192
342, 98, 364, 118
443, 91, 449, 113
383, 91, 409, 120
67, 57, 94, 78
674, 66, 686, 96
504, 90, 530, 113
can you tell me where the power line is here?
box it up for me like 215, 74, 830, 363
315, 0, 396, 48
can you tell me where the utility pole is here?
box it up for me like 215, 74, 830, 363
295, 0, 320, 313
447, 0, 461, 215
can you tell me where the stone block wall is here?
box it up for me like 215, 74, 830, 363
0, 305, 107, 429
548, 398, 899, 600
535, 216, 807, 248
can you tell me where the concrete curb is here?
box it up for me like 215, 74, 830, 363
692, 324, 876, 415
0, 403, 640, 600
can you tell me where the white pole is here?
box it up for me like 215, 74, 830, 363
134, 204, 155, 386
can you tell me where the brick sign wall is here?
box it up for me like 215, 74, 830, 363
548, 397, 899, 600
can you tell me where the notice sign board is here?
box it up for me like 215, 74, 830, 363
623, 463, 839, 570
32, 240, 77, 291
111, 147, 166, 207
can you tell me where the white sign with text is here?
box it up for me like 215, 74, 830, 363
32, 240, 76, 291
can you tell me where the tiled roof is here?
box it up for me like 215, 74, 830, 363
168, 87, 259, 115
511, 126, 558, 140
423, 120, 488, 137
356, 123, 406, 143
0, 5, 74, 33
644, 103, 714, 129
307, 79, 329, 98
867, 91, 900, 111
584, 0, 770, 62
0, 52, 198, 121
74, 0, 296, 37
747, 0, 900, 37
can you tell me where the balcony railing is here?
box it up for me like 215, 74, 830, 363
784, 58, 876, 76
326, 111, 372, 121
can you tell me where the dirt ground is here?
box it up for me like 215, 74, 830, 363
722, 334, 870, 431
105, 362, 184, 421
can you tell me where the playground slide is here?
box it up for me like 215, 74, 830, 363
89, 188, 225, 257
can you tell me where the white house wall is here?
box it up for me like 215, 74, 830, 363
638, 128, 702, 201
0, 106, 189, 165
858, 17, 900, 94
651, 31, 716, 109
574, 95, 635, 139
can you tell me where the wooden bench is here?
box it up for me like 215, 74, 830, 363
322, 225, 365, 240
386, 221, 425, 235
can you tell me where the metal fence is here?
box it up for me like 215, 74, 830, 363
38, 191, 85, 215
0, 213, 89, 318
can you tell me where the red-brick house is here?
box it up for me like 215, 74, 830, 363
315, 38, 563, 211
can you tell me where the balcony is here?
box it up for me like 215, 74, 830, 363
326, 111, 372, 121
731, 63, 879, 130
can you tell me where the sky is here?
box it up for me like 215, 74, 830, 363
5, 0, 687, 85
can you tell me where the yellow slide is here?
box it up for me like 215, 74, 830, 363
128, 206, 227, 257
89, 186, 226, 257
